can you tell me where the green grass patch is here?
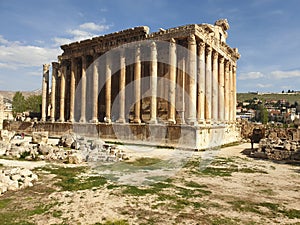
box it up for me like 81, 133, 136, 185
95, 219, 129, 225
0, 198, 12, 209
42, 166, 107, 191
125, 157, 162, 167
0, 203, 56, 224
185, 181, 208, 189
280, 208, 300, 219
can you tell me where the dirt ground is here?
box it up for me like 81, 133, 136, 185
0, 142, 299, 225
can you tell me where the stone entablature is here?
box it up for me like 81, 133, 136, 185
60, 20, 240, 63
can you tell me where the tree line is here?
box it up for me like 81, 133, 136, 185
12, 91, 42, 117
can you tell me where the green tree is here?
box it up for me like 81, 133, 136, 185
258, 105, 268, 124
12, 91, 26, 116
25, 95, 42, 113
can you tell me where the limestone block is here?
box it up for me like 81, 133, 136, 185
32, 131, 48, 144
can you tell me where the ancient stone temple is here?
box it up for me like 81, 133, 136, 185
40, 19, 240, 150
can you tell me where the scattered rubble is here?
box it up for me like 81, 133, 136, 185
251, 138, 300, 161
240, 121, 300, 161
0, 167, 38, 195
0, 131, 127, 164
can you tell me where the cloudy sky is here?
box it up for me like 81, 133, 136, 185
0, 0, 299, 92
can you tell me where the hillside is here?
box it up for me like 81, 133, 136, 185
0, 89, 42, 101
237, 93, 300, 103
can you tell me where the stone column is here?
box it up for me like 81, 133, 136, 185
117, 49, 126, 123
59, 64, 66, 122
168, 38, 177, 124
218, 57, 225, 122
212, 51, 219, 123
41, 64, 50, 122
176, 57, 185, 124
50, 62, 58, 122
149, 42, 158, 124
133, 45, 141, 123
69, 58, 76, 122
229, 63, 233, 122
105, 54, 112, 123
197, 42, 205, 124
205, 46, 212, 124
224, 61, 230, 122
186, 34, 197, 125
233, 65, 237, 123
79, 56, 87, 123
91, 55, 99, 123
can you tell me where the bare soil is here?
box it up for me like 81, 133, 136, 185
0, 143, 299, 225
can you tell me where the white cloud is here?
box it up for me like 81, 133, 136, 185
0, 35, 9, 45
0, 36, 61, 70
53, 21, 111, 46
270, 70, 300, 79
238, 71, 264, 80
79, 22, 110, 32
257, 83, 272, 88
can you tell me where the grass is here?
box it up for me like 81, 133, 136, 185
0, 198, 12, 209
0, 203, 56, 225
41, 166, 107, 191
94, 220, 129, 225
125, 157, 162, 167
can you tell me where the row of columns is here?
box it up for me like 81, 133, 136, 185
41, 35, 237, 125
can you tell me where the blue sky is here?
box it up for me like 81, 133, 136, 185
0, 0, 299, 92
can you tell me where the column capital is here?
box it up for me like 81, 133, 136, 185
170, 38, 176, 44
198, 42, 205, 54
225, 60, 230, 69
206, 46, 212, 55
187, 34, 196, 44
150, 41, 157, 50
52, 62, 59, 69
219, 57, 225, 64
43, 64, 50, 72
212, 51, 219, 60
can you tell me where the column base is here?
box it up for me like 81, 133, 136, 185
148, 119, 157, 124
168, 119, 176, 125
68, 119, 75, 123
89, 119, 98, 123
186, 118, 197, 126
41, 118, 46, 122
197, 119, 205, 125
104, 118, 111, 123
49, 118, 55, 123
58, 119, 65, 123
132, 118, 141, 124
79, 118, 86, 123
116, 118, 126, 123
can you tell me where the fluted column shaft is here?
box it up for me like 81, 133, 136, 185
79, 56, 87, 123
212, 51, 219, 123
50, 62, 58, 122
91, 55, 99, 123
149, 42, 158, 124
41, 64, 50, 122
224, 61, 230, 122
69, 58, 76, 122
197, 42, 205, 124
229, 64, 233, 122
205, 46, 212, 123
133, 46, 141, 123
105, 54, 112, 123
59, 64, 66, 122
168, 38, 177, 124
186, 35, 197, 125
116, 49, 126, 123
233, 65, 237, 123
218, 57, 225, 122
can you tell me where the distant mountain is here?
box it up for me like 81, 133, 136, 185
0, 89, 42, 101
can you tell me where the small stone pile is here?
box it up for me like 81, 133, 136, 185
0, 131, 127, 164
0, 167, 38, 195
251, 138, 300, 161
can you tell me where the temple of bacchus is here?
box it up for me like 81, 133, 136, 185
39, 19, 240, 150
